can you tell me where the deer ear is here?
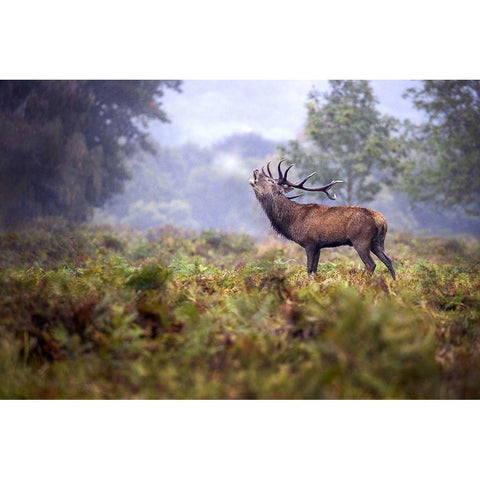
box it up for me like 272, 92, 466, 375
282, 185, 294, 193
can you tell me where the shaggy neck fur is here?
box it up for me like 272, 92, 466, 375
257, 191, 298, 240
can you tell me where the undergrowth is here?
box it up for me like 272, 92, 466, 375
1, 219, 479, 399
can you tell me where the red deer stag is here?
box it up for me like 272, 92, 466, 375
249, 160, 396, 279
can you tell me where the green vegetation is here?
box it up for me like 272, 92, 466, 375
1, 220, 479, 399
280, 80, 406, 205
404, 80, 480, 214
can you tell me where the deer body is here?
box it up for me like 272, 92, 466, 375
250, 163, 396, 279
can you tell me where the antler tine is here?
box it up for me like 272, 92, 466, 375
286, 193, 304, 200
262, 161, 275, 178
266, 161, 274, 178
277, 159, 285, 180
297, 172, 317, 187
283, 163, 295, 180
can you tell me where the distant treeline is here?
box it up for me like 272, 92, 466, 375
97, 132, 480, 237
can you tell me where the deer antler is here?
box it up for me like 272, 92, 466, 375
262, 161, 275, 179
285, 193, 303, 200
277, 160, 343, 201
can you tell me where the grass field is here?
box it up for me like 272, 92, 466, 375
1, 219, 479, 399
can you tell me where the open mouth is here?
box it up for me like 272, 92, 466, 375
249, 169, 259, 186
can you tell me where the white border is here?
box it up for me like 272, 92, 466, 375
1, 2, 478, 478
1, 400, 479, 479
2, 1, 479, 79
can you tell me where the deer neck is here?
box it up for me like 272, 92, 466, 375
259, 192, 298, 239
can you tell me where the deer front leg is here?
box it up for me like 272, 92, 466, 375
305, 244, 321, 275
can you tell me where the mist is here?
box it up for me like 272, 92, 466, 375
1, 80, 479, 237
94, 80, 480, 238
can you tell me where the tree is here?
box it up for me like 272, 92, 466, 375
0, 80, 181, 229
403, 80, 480, 215
281, 80, 406, 205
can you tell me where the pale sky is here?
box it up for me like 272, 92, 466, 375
150, 80, 424, 147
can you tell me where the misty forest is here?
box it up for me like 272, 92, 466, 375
1, 79, 480, 399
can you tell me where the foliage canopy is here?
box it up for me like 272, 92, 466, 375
0, 80, 181, 229
403, 80, 480, 215
281, 80, 406, 205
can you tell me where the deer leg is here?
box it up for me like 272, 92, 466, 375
352, 241, 376, 274
305, 245, 321, 275
371, 245, 396, 280
312, 248, 321, 273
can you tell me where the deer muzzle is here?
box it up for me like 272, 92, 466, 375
249, 169, 259, 186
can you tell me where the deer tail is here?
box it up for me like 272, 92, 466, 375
372, 214, 388, 248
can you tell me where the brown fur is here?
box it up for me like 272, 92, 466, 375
250, 170, 396, 279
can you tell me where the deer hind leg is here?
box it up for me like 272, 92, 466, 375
371, 243, 396, 280
305, 245, 321, 275
352, 240, 376, 274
